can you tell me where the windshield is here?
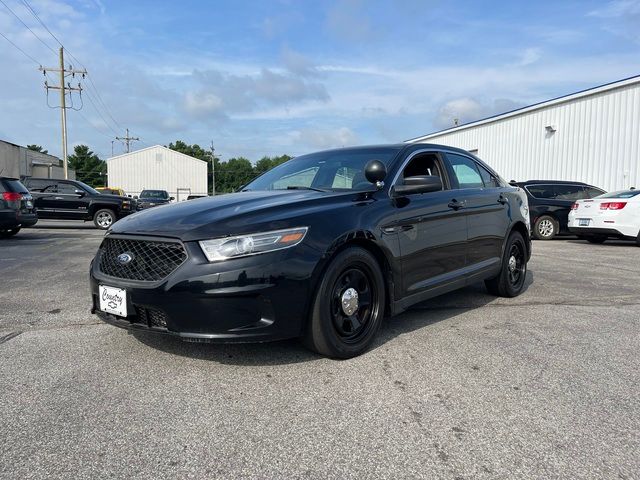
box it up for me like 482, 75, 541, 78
597, 190, 640, 199
140, 190, 168, 199
76, 181, 99, 195
243, 147, 402, 192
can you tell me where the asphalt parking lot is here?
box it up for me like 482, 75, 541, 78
1, 221, 638, 479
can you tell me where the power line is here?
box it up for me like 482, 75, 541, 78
20, 0, 124, 133
0, 29, 41, 64
0, 0, 56, 54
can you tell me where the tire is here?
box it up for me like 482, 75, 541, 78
0, 227, 20, 238
532, 215, 558, 240
485, 230, 528, 298
586, 235, 607, 244
303, 247, 386, 359
93, 208, 116, 230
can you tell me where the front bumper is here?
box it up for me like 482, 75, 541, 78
90, 235, 322, 342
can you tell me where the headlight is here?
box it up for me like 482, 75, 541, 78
199, 227, 308, 262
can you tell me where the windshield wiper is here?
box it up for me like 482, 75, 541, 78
283, 185, 329, 192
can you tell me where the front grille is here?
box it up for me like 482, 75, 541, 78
98, 237, 187, 281
135, 306, 168, 328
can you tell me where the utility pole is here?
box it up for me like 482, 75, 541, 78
115, 128, 139, 153
39, 47, 86, 179
210, 141, 216, 196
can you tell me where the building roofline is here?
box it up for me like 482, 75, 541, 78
106, 144, 207, 164
405, 74, 640, 143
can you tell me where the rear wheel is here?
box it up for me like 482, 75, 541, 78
533, 215, 558, 240
586, 235, 607, 244
0, 227, 20, 238
485, 231, 528, 297
303, 247, 386, 359
93, 208, 115, 230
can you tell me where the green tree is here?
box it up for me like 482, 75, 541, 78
67, 145, 106, 187
168, 140, 218, 194
27, 144, 48, 154
216, 157, 255, 193
254, 154, 292, 175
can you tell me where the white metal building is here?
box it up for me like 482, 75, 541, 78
406, 75, 640, 192
107, 145, 208, 201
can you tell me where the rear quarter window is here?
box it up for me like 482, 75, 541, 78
1, 179, 29, 193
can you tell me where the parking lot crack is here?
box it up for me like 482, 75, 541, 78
0, 331, 22, 345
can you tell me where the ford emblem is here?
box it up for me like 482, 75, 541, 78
117, 252, 134, 265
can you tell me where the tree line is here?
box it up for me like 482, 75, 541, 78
27, 142, 292, 194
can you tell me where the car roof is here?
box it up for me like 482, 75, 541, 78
515, 180, 594, 186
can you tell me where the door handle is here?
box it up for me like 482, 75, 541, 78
448, 199, 466, 210
54, 196, 64, 200
498, 195, 509, 205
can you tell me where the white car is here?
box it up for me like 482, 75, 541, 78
568, 189, 640, 245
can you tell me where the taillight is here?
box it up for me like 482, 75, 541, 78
571, 203, 579, 210
600, 202, 627, 210
2, 192, 23, 201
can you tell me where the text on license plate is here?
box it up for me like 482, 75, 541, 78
579, 219, 590, 226
99, 285, 127, 317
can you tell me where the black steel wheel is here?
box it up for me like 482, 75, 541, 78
304, 247, 385, 358
485, 230, 528, 297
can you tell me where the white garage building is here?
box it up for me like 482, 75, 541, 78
107, 145, 207, 201
406, 75, 640, 192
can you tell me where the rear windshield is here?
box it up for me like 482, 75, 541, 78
140, 190, 168, 198
1, 179, 29, 193
597, 190, 640, 199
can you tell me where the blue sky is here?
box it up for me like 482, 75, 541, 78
1, 0, 639, 161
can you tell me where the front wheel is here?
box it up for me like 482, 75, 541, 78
303, 247, 386, 359
0, 227, 20, 238
93, 209, 115, 230
485, 231, 528, 297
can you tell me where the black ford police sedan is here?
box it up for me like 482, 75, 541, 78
90, 144, 531, 358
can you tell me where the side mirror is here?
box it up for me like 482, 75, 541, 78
74, 189, 85, 196
364, 159, 386, 188
133, 195, 138, 199
169, 196, 175, 201
392, 175, 443, 196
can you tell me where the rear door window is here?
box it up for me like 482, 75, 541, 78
25, 179, 58, 192
446, 154, 484, 189
526, 185, 554, 199
553, 184, 587, 200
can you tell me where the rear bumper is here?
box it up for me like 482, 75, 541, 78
568, 226, 636, 240
0, 210, 38, 229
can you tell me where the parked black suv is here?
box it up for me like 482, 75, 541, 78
136, 189, 173, 210
0, 177, 37, 238
514, 180, 605, 240
91, 144, 531, 358
22, 177, 136, 229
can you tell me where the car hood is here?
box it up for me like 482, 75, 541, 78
110, 189, 359, 241
98, 194, 130, 202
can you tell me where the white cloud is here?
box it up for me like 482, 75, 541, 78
290, 127, 359, 149
517, 47, 542, 66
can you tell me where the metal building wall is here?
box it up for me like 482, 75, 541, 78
408, 79, 640, 192
107, 146, 208, 199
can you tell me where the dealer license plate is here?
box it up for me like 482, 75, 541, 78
99, 285, 127, 317
579, 219, 590, 226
